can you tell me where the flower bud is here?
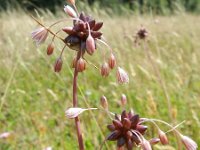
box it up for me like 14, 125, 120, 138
158, 130, 168, 145
64, 5, 77, 18
123, 118, 131, 129
180, 134, 198, 150
149, 138, 160, 145
100, 95, 108, 109
77, 58, 86, 72
54, 57, 63, 72
120, 94, 127, 106
47, 43, 54, 55
141, 139, 152, 150
113, 120, 123, 129
108, 53, 116, 69
65, 107, 97, 119
101, 62, 110, 77
86, 35, 95, 55
116, 67, 129, 84
71, 56, 77, 68
67, 0, 75, 5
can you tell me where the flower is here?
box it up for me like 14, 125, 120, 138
63, 12, 103, 54
31, 27, 48, 45
64, 5, 77, 18
158, 129, 168, 145
65, 107, 97, 119
106, 110, 148, 149
116, 67, 129, 84
140, 139, 152, 150
0, 132, 12, 139
181, 134, 198, 150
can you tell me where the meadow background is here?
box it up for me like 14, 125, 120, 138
0, 0, 200, 149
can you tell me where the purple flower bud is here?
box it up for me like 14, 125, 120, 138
71, 56, 77, 68
101, 62, 110, 77
64, 5, 77, 18
86, 35, 96, 55
47, 43, 54, 55
100, 95, 108, 109
54, 57, 63, 72
116, 67, 129, 84
108, 53, 116, 69
77, 58, 86, 72
158, 130, 168, 145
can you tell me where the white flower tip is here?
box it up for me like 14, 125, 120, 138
64, 5, 77, 18
116, 67, 129, 84
65, 107, 97, 119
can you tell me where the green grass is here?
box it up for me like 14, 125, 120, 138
0, 8, 200, 150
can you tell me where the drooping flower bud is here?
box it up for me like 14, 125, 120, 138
141, 139, 152, 150
67, 0, 75, 5
120, 94, 127, 106
47, 43, 54, 55
64, 5, 77, 18
77, 58, 86, 72
101, 62, 110, 77
108, 53, 116, 69
100, 95, 108, 110
86, 35, 96, 55
65, 107, 97, 119
180, 134, 198, 150
54, 57, 63, 72
116, 67, 129, 84
158, 130, 168, 145
149, 138, 160, 145
71, 56, 77, 68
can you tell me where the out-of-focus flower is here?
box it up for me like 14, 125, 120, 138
120, 94, 127, 106
116, 67, 129, 84
100, 95, 108, 109
65, 107, 97, 119
0, 132, 12, 139
64, 5, 77, 18
31, 27, 48, 45
68, 0, 75, 5
181, 134, 198, 150
141, 139, 152, 150
101, 62, 110, 77
43, 146, 52, 150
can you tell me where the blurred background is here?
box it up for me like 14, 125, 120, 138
0, 0, 200, 150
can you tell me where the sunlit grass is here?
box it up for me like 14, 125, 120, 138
0, 8, 200, 149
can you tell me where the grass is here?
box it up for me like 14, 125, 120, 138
0, 8, 200, 150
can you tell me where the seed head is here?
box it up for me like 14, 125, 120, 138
77, 58, 86, 72
54, 57, 63, 72
158, 130, 168, 145
108, 53, 116, 69
101, 62, 110, 77
47, 43, 54, 55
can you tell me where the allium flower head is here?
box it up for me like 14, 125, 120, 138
106, 110, 148, 149
31, 27, 48, 45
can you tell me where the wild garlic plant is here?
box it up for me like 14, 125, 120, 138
100, 95, 198, 150
31, 0, 128, 150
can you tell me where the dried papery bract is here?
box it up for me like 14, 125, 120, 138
64, 5, 77, 18
181, 135, 198, 150
101, 62, 110, 77
158, 130, 168, 145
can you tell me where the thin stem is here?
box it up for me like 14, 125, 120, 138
142, 41, 173, 122
73, 51, 84, 150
